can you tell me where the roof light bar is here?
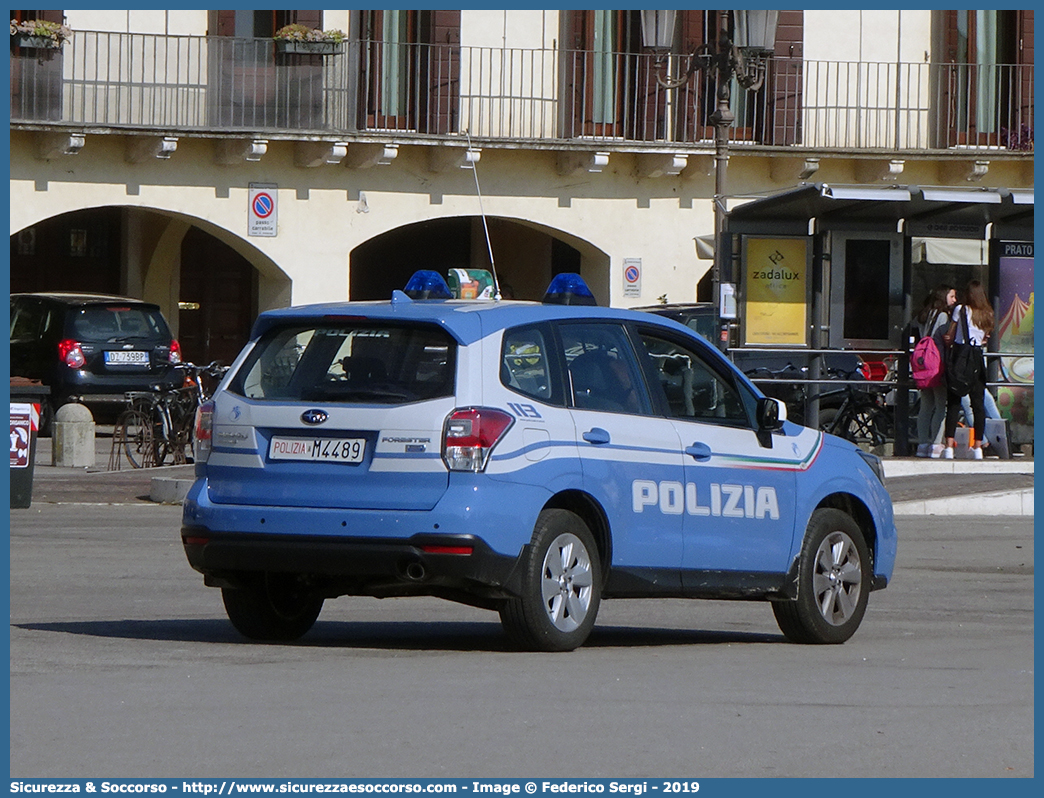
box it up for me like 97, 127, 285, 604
542, 273, 597, 306
403, 271, 453, 300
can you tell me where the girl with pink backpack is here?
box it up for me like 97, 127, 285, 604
912, 285, 955, 458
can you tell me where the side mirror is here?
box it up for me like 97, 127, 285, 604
757, 397, 786, 431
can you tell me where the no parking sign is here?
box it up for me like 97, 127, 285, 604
623, 258, 641, 298
248, 183, 278, 237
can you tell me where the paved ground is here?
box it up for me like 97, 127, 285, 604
9, 506, 1035, 778
885, 472, 1035, 502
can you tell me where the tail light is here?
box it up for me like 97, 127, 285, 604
57, 339, 86, 369
169, 339, 183, 364
858, 360, 871, 381
194, 400, 215, 463
442, 407, 514, 472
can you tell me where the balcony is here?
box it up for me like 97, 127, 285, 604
10, 29, 1035, 155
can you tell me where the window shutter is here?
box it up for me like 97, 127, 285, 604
422, 9, 460, 132
942, 10, 961, 62
292, 10, 323, 31
770, 10, 803, 145
1016, 11, 1033, 139
211, 10, 236, 37
562, 10, 586, 137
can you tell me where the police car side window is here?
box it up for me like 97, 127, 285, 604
637, 332, 751, 426
558, 322, 651, 415
501, 324, 561, 405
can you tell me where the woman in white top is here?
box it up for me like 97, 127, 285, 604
942, 280, 994, 459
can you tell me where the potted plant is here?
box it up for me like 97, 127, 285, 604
273, 24, 346, 55
10, 18, 72, 49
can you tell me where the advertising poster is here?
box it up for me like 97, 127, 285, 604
995, 241, 1033, 443
10, 402, 33, 468
743, 237, 808, 346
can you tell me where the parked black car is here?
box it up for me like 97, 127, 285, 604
634, 302, 867, 425
10, 292, 183, 432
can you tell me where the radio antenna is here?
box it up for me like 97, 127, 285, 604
463, 129, 501, 300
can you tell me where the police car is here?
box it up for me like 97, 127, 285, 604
181, 272, 896, 651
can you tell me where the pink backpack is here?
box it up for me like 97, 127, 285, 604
911, 312, 945, 389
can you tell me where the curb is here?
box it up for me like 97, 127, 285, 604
883, 459, 1033, 478
149, 477, 195, 504
892, 488, 1034, 517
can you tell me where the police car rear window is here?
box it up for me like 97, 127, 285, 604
230, 323, 456, 404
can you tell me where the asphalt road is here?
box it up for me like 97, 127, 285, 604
8, 504, 1034, 779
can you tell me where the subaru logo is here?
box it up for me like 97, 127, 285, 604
301, 409, 328, 426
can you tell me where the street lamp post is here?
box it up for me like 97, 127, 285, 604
640, 10, 778, 322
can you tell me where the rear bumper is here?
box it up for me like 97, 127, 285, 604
51, 365, 183, 405
181, 527, 523, 601
55, 374, 184, 405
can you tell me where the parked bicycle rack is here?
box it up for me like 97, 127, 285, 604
107, 361, 228, 470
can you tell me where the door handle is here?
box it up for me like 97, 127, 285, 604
582, 427, 611, 445
685, 442, 712, 461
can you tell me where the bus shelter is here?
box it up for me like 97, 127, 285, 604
721, 183, 1034, 453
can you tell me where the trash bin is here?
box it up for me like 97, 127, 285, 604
10, 378, 50, 509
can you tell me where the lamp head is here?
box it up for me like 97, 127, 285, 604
639, 10, 677, 53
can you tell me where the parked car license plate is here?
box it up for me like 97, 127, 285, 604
269, 436, 366, 463
104, 350, 150, 365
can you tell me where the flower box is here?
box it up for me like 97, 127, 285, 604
274, 40, 342, 56
11, 34, 59, 49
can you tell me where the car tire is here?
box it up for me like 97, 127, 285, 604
772, 508, 870, 644
499, 509, 601, 652
37, 399, 56, 438
221, 573, 324, 642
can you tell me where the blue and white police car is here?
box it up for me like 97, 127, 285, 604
181, 272, 896, 651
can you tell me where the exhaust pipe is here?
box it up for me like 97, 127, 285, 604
404, 561, 427, 581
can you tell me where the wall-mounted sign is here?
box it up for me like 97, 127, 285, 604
719, 282, 737, 320
622, 258, 641, 298
248, 183, 278, 237
743, 237, 808, 346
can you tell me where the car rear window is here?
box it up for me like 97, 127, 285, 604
71, 305, 170, 342
230, 322, 456, 404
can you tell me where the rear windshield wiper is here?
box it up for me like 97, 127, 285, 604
300, 387, 414, 404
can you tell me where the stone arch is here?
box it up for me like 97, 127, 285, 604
348, 214, 610, 303
10, 204, 293, 364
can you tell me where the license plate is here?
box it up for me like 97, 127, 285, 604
104, 350, 150, 365
269, 436, 366, 464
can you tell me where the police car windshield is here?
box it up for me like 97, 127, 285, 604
230, 322, 456, 404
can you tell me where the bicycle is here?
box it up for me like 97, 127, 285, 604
111, 361, 227, 469
819, 365, 891, 448
743, 361, 852, 426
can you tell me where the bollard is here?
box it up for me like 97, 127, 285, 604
52, 403, 96, 468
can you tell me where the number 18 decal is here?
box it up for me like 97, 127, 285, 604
507, 402, 542, 419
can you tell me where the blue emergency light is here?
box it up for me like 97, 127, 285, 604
542, 273, 597, 306
403, 270, 453, 300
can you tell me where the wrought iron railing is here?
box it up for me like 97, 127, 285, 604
10, 30, 1035, 153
